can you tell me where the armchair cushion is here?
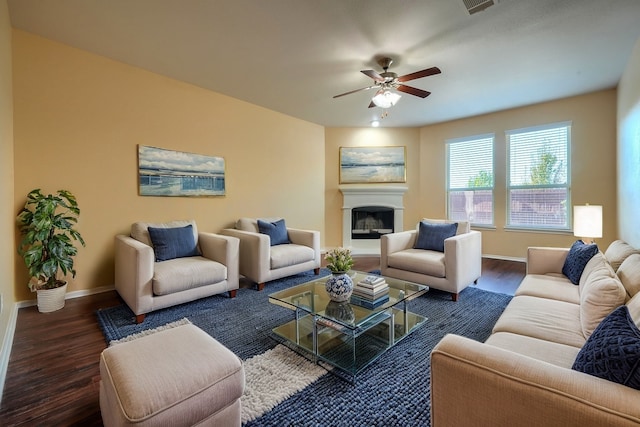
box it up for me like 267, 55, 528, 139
257, 218, 290, 246
572, 306, 640, 390
148, 225, 201, 261
153, 256, 227, 295
562, 240, 599, 285
414, 221, 458, 252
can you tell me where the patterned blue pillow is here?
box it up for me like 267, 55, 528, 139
561, 240, 599, 285
572, 306, 640, 390
257, 218, 290, 246
148, 225, 200, 262
414, 221, 458, 252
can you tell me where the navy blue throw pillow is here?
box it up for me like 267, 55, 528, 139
148, 225, 200, 262
414, 221, 458, 252
257, 218, 290, 246
561, 240, 599, 285
572, 306, 640, 390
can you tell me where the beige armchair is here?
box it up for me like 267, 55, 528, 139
381, 219, 482, 301
221, 218, 321, 290
115, 220, 239, 323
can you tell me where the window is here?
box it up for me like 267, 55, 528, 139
507, 122, 570, 230
446, 134, 494, 226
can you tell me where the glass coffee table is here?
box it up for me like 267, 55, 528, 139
268, 271, 428, 382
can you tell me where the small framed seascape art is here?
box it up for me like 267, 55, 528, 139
339, 146, 406, 184
138, 145, 226, 197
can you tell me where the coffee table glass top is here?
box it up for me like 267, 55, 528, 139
268, 271, 427, 329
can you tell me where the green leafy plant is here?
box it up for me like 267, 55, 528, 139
325, 247, 354, 273
17, 189, 86, 291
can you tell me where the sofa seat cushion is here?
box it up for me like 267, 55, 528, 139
387, 249, 445, 278
270, 244, 315, 269
515, 274, 580, 304
486, 332, 581, 368
492, 295, 585, 348
153, 256, 227, 296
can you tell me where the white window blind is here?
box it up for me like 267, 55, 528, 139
446, 135, 494, 226
507, 122, 570, 230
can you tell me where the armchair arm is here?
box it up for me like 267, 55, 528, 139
443, 230, 482, 287
288, 228, 321, 267
527, 247, 569, 275
431, 334, 640, 427
220, 228, 271, 283
114, 235, 155, 316
198, 232, 240, 289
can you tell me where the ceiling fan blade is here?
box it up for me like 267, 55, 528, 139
368, 100, 376, 109
333, 85, 377, 98
397, 66, 441, 82
361, 69, 385, 82
396, 84, 431, 98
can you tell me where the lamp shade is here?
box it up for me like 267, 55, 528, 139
372, 90, 401, 108
573, 205, 602, 240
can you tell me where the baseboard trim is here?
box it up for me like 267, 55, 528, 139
483, 253, 526, 263
0, 302, 19, 404
16, 285, 116, 309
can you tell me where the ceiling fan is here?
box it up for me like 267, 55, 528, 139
333, 57, 441, 108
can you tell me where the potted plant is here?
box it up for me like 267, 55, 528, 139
17, 189, 86, 313
324, 247, 355, 302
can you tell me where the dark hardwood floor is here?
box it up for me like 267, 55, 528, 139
0, 257, 524, 426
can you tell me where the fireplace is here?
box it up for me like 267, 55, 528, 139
340, 185, 408, 255
351, 206, 394, 239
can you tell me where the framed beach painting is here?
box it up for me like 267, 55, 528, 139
339, 146, 406, 184
138, 145, 226, 197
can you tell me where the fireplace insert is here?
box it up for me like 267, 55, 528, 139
351, 206, 394, 240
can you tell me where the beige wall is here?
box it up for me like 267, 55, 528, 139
324, 128, 421, 248
618, 37, 640, 247
0, 0, 15, 390
12, 30, 325, 302
421, 90, 617, 259
325, 91, 618, 259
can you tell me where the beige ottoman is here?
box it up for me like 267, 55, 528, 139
99, 324, 245, 426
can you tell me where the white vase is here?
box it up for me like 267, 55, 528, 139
325, 272, 354, 302
36, 283, 67, 313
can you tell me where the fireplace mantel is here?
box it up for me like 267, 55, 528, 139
339, 185, 408, 255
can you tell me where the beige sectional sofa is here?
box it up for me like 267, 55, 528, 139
431, 240, 640, 427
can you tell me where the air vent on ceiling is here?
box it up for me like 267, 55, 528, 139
462, 0, 495, 15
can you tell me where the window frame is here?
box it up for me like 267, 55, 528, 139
505, 121, 572, 232
445, 133, 495, 227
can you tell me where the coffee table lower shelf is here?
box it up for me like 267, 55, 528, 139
272, 308, 427, 382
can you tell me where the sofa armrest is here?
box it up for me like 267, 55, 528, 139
220, 228, 271, 283
431, 334, 640, 427
442, 230, 482, 287
114, 235, 155, 316
198, 232, 240, 289
381, 230, 417, 270
527, 247, 569, 275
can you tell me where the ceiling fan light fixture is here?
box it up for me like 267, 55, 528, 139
372, 90, 401, 108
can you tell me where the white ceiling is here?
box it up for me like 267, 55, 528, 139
7, 0, 640, 128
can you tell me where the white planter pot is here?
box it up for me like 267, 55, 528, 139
36, 283, 67, 313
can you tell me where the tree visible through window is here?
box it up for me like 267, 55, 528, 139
447, 135, 494, 226
507, 123, 570, 229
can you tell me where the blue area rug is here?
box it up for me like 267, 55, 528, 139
96, 269, 512, 426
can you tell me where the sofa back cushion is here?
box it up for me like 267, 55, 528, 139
605, 240, 640, 272
131, 219, 198, 247
580, 260, 626, 338
617, 253, 640, 300
420, 218, 470, 235
236, 217, 282, 233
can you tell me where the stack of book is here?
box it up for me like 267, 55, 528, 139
351, 275, 390, 309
